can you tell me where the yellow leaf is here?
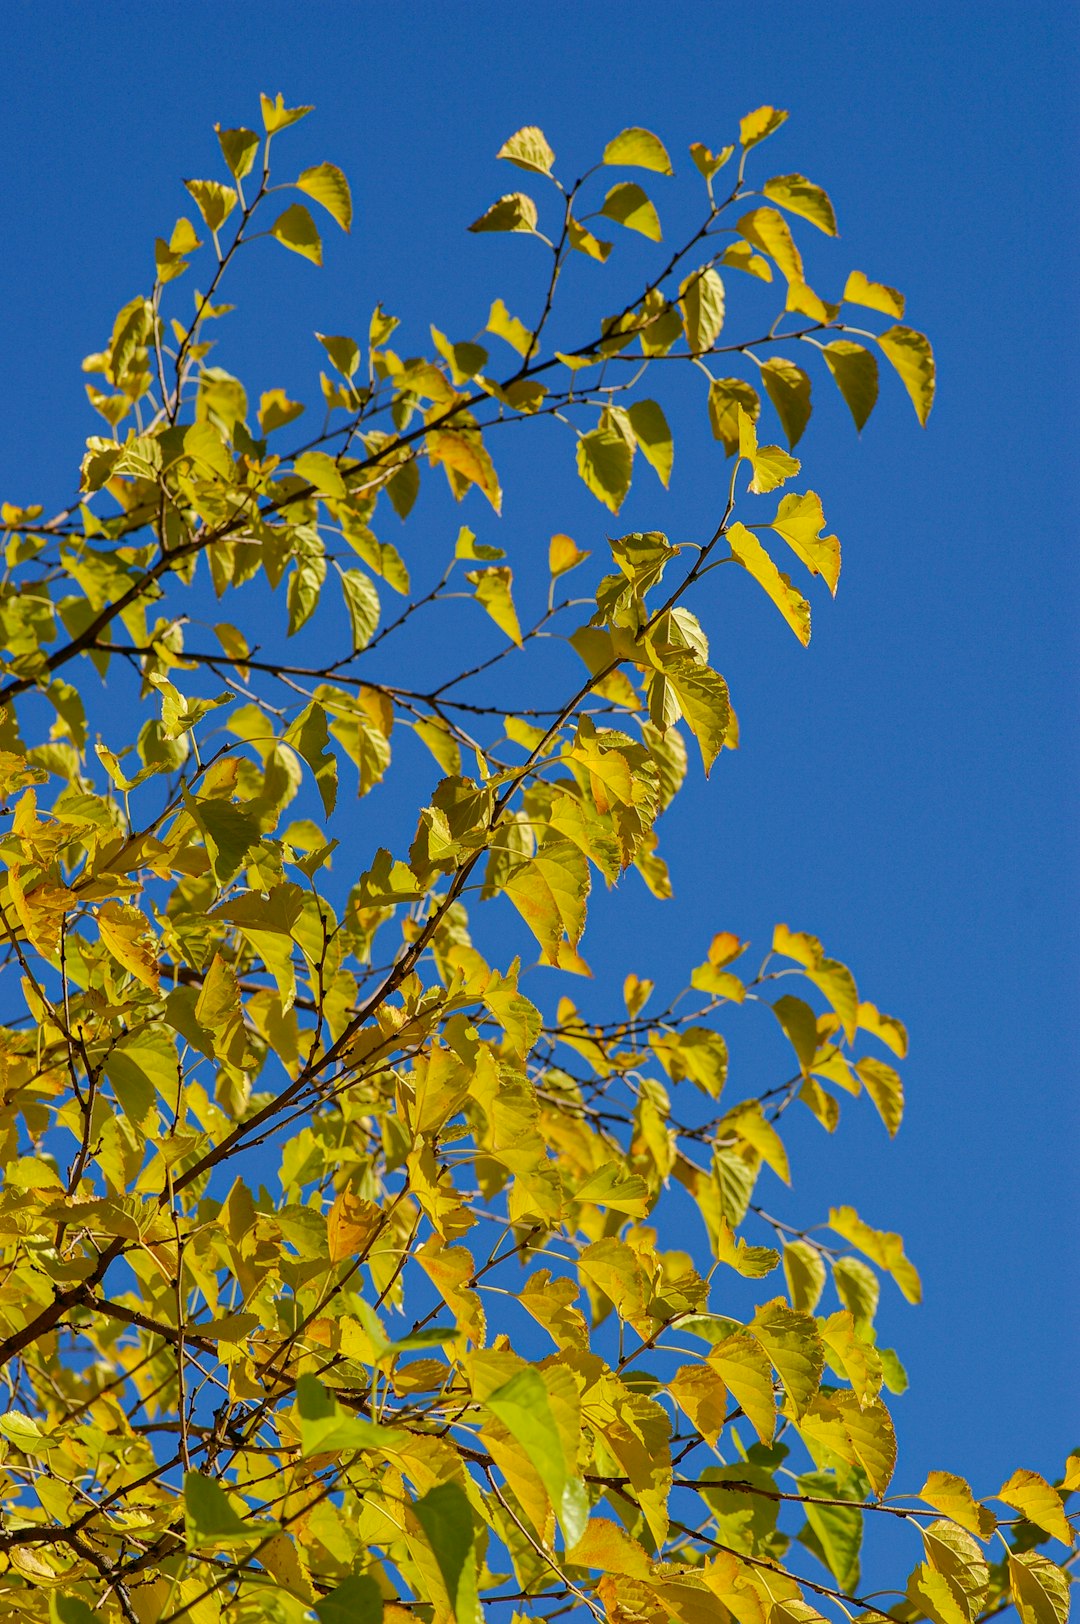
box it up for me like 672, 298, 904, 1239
727, 522, 811, 646
259, 93, 314, 134
721, 1100, 790, 1184
270, 202, 322, 265
751, 1299, 824, 1418
549, 532, 590, 576
183, 179, 237, 232
326, 1191, 382, 1265
828, 1206, 921, 1302
679, 267, 726, 352
857, 1000, 909, 1058
601, 181, 662, 241
567, 1517, 653, 1577
739, 106, 789, 149
603, 127, 673, 174
737, 207, 804, 283
467, 566, 521, 646
690, 141, 734, 179
709, 378, 761, 455
920, 1472, 997, 1541
577, 426, 633, 513
737, 408, 800, 493
769, 491, 840, 593
823, 341, 879, 432
97, 901, 161, 993
497, 125, 556, 176
763, 174, 838, 235
761, 357, 812, 448
709, 1331, 775, 1444
566, 216, 612, 261
844, 268, 905, 318
783, 1241, 826, 1314
856, 1055, 905, 1137
503, 838, 590, 964
1009, 1553, 1071, 1624
877, 325, 936, 426
997, 1470, 1074, 1546
486, 297, 532, 357
669, 1364, 729, 1448
428, 431, 502, 512
468, 192, 538, 234
295, 162, 353, 232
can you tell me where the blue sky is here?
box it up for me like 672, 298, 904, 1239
2, 0, 1076, 1556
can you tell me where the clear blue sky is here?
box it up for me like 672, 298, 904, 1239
2, 0, 1076, 1540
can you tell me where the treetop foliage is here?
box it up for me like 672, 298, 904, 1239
0, 92, 1073, 1624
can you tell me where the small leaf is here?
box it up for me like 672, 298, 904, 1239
728, 522, 810, 646
577, 426, 633, 513
295, 161, 353, 231
762, 358, 813, 447
486, 297, 532, 356
467, 566, 522, 646
997, 1470, 1074, 1547
763, 174, 838, 234
339, 569, 380, 651
601, 181, 662, 241
285, 702, 338, 817
679, 267, 726, 351
184, 1471, 276, 1549
549, 533, 589, 576
184, 179, 237, 232
740, 105, 789, 148
270, 202, 323, 265
627, 398, 674, 487
877, 325, 936, 425
567, 217, 612, 261
823, 340, 879, 431
497, 126, 556, 175
260, 93, 314, 134
317, 332, 360, 379
603, 127, 673, 174
690, 141, 734, 179
784, 1241, 827, 1314
215, 125, 260, 179
258, 389, 305, 434
738, 207, 804, 282
413, 1482, 482, 1624
468, 192, 538, 234
709, 378, 761, 454
856, 1055, 905, 1137
294, 450, 347, 499
844, 269, 905, 317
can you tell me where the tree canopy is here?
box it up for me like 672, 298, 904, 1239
0, 95, 1073, 1624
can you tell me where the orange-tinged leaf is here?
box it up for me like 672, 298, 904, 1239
669, 1364, 729, 1447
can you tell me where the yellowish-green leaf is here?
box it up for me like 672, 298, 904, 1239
737, 207, 804, 283
709, 378, 761, 455
567, 217, 612, 261
577, 426, 633, 513
783, 1241, 827, 1314
828, 1206, 921, 1303
97, 901, 160, 993
270, 202, 322, 265
295, 162, 352, 231
690, 141, 734, 179
1009, 1553, 1071, 1624
184, 1471, 277, 1550
467, 566, 522, 647
722, 240, 773, 281
294, 450, 347, 500
832, 1255, 880, 1323
740, 106, 789, 149
752, 1299, 824, 1418
877, 325, 936, 425
856, 1055, 904, 1137
763, 174, 838, 235
844, 269, 905, 318
997, 1471, 1074, 1546
737, 408, 800, 493
823, 340, 879, 431
215, 125, 260, 180
486, 297, 532, 357
260, 93, 314, 135
258, 388, 305, 434
184, 179, 237, 232
769, 491, 840, 593
496, 125, 556, 176
603, 127, 673, 174
679, 267, 725, 352
601, 181, 662, 241
920, 1472, 997, 1541
627, 398, 674, 487
484, 1367, 588, 1545
762, 357, 813, 448
727, 521, 811, 646
468, 193, 538, 234
503, 839, 590, 963
709, 1331, 775, 1444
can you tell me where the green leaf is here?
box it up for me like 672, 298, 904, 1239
295, 162, 352, 231
484, 1368, 589, 1545
679, 267, 725, 352
413, 1482, 482, 1624
270, 202, 323, 265
727, 522, 811, 646
50, 1599, 98, 1624
295, 1375, 403, 1457
844, 269, 905, 318
601, 181, 662, 241
186, 792, 261, 884
762, 357, 812, 448
740, 105, 789, 148
877, 325, 936, 425
784, 1241, 827, 1314
313, 1576, 383, 1624
285, 702, 338, 817
603, 127, 673, 174
627, 399, 673, 487
798, 1470, 862, 1589
184, 1471, 277, 1549
468, 193, 538, 234
763, 174, 838, 235
822, 341, 879, 431
467, 565, 522, 646
577, 426, 633, 513
294, 450, 347, 500
497, 126, 556, 176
